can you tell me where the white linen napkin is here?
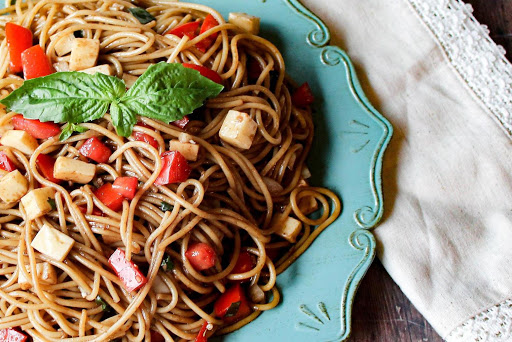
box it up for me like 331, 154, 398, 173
302, 0, 512, 340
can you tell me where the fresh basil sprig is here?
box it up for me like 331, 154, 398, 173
59, 123, 88, 141
0, 62, 223, 137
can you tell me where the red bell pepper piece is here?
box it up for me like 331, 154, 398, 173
231, 251, 254, 276
0, 328, 27, 342
79, 137, 112, 164
154, 151, 191, 185
94, 183, 124, 212
183, 63, 222, 84
196, 14, 219, 52
21, 45, 53, 80
133, 131, 159, 150
214, 283, 252, 324
113, 176, 138, 200
291, 82, 315, 108
5, 23, 33, 74
0, 152, 16, 172
195, 321, 210, 342
149, 331, 165, 342
108, 248, 147, 292
171, 116, 189, 129
36, 154, 61, 184
166, 21, 200, 39
185, 243, 216, 271
12, 114, 61, 139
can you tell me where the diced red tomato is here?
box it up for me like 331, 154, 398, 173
94, 183, 124, 212
185, 243, 216, 271
214, 283, 252, 324
196, 14, 219, 52
171, 116, 189, 129
166, 21, 200, 39
231, 251, 254, 277
5, 23, 33, 74
149, 330, 165, 342
182, 63, 222, 84
113, 176, 138, 200
108, 248, 147, 292
21, 45, 53, 80
12, 114, 61, 139
0, 152, 16, 172
79, 137, 112, 164
291, 82, 315, 108
133, 131, 159, 150
195, 321, 210, 342
0, 328, 27, 342
36, 154, 61, 184
154, 151, 191, 185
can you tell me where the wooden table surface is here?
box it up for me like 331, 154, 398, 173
347, 1, 511, 341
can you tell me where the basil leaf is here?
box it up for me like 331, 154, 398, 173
73, 30, 84, 38
95, 295, 111, 312
59, 123, 88, 141
160, 201, 173, 212
110, 102, 137, 137
120, 63, 223, 123
0, 72, 126, 124
225, 301, 241, 317
161, 254, 174, 272
47, 198, 56, 210
128, 7, 156, 25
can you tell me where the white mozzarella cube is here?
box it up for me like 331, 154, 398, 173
79, 64, 112, 76
54, 157, 95, 184
21, 187, 56, 221
0, 130, 38, 155
219, 110, 258, 150
53, 61, 70, 72
31, 224, 75, 262
122, 74, 139, 88
271, 214, 302, 243
0, 169, 8, 177
69, 38, 100, 71
18, 262, 57, 290
152, 274, 171, 294
0, 170, 28, 203
51, 34, 75, 56
169, 140, 199, 161
229, 13, 260, 35
301, 166, 311, 179
298, 196, 319, 215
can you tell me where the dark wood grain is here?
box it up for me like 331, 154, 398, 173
348, 1, 512, 341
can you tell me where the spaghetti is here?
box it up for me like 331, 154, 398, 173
0, 0, 341, 341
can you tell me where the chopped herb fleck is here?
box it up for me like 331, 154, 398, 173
160, 201, 173, 212
47, 198, 56, 210
161, 254, 174, 272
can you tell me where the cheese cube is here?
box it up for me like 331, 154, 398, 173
229, 13, 260, 35
0, 169, 8, 177
271, 214, 302, 243
301, 165, 312, 179
31, 224, 75, 261
54, 157, 95, 183
51, 34, 74, 56
79, 64, 112, 76
53, 61, 70, 72
219, 110, 258, 149
152, 274, 171, 294
21, 187, 56, 221
0, 130, 38, 155
122, 74, 138, 88
298, 196, 319, 215
169, 140, 199, 161
69, 38, 100, 71
0, 170, 28, 203
18, 262, 57, 290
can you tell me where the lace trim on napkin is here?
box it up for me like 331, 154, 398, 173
406, 0, 512, 340
408, 0, 512, 138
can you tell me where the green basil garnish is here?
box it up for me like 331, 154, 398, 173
95, 295, 111, 312
161, 254, 174, 272
225, 301, 241, 317
59, 123, 88, 141
160, 201, 173, 212
47, 198, 56, 210
0, 63, 223, 137
128, 7, 156, 25
73, 30, 84, 38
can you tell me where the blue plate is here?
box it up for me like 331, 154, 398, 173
185, 1, 393, 341
2, 0, 392, 340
